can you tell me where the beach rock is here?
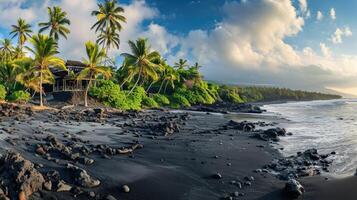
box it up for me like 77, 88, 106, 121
122, 185, 130, 193
227, 120, 255, 131
285, 179, 304, 198
0, 151, 45, 199
212, 173, 222, 179
106, 195, 117, 200
35, 147, 46, 155
67, 164, 100, 188
43, 181, 52, 191
56, 180, 72, 192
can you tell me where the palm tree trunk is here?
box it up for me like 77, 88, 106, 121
146, 81, 155, 93
120, 78, 128, 89
164, 80, 170, 93
128, 66, 142, 95
84, 78, 92, 107
40, 70, 43, 107
158, 80, 165, 94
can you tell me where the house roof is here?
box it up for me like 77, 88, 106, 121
66, 60, 86, 67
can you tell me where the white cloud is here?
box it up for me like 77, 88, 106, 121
299, 0, 307, 14
317, 11, 323, 21
320, 43, 331, 57
1, 0, 357, 94
303, 47, 315, 56
0, 0, 160, 60
331, 27, 353, 44
330, 8, 336, 20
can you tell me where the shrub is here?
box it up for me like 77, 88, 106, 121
218, 86, 244, 104
125, 86, 147, 110
8, 90, 31, 103
90, 80, 130, 110
153, 94, 170, 105
170, 93, 191, 108
0, 85, 6, 100
142, 96, 159, 108
90, 80, 149, 110
173, 83, 216, 105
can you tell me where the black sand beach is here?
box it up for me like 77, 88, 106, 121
0, 102, 355, 200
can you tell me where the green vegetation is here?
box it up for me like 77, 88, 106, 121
220, 85, 341, 103
0, 85, 6, 100
142, 96, 159, 108
153, 94, 170, 106
0, 3, 342, 110
8, 90, 31, 103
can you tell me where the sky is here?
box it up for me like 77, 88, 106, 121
1, 0, 357, 95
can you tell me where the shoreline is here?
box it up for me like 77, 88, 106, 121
0, 101, 354, 199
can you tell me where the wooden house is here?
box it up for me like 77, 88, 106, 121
44, 60, 89, 101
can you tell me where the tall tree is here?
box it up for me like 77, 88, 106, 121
0, 39, 14, 63
77, 41, 112, 107
158, 67, 179, 94
26, 34, 66, 107
121, 38, 161, 94
192, 62, 202, 70
9, 18, 32, 53
39, 6, 71, 41
96, 27, 120, 53
174, 59, 189, 69
91, 0, 126, 33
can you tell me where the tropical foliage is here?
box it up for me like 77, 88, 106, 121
26, 34, 66, 106
39, 6, 71, 40
77, 41, 112, 107
0, 5, 341, 110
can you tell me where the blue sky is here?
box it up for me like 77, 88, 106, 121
1, 0, 357, 95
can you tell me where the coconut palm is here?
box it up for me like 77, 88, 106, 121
96, 27, 120, 53
174, 59, 189, 69
91, 0, 126, 33
0, 39, 14, 63
9, 18, 32, 52
77, 41, 112, 107
192, 62, 202, 70
39, 6, 71, 41
13, 46, 25, 59
158, 67, 179, 94
26, 34, 66, 107
121, 38, 161, 94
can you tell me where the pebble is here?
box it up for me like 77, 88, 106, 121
212, 173, 222, 179
122, 184, 130, 193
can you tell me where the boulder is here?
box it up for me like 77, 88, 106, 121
0, 151, 45, 199
285, 179, 304, 198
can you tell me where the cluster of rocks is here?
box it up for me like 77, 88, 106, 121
55, 107, 110, 122
261, 148, 334, 180
0, 151, 45, 200
0, 102, 33, 118
253, 127, 289, 142
189, 102, 264, 114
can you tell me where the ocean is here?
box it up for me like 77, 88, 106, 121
263, 99, 357, 177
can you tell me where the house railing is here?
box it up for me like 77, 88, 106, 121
53, 79, 91, 92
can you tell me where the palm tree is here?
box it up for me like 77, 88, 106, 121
77, 41, 112, 107
121, 38, 161, 94
26, 34, 66, 106
9, 18, 32, 52
39, 6, 71, 41
13, 46, 25, 59
174, 59, 189, 69
0, 39, 14, 62
192, 62, 202, 70
96, 27, 120, 54
158, 67, 179, 94
91, 0, 126, 33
